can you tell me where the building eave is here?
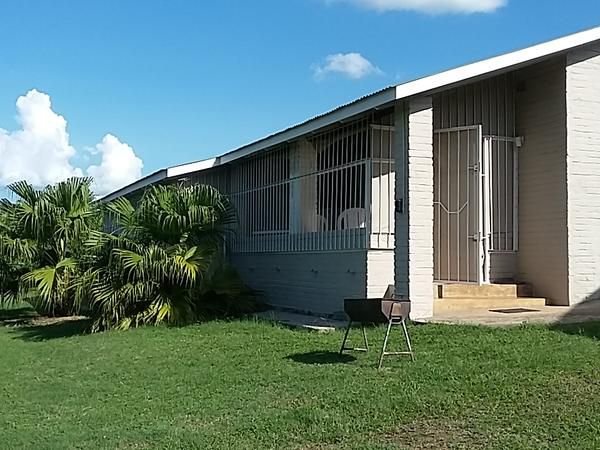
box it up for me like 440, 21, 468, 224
219, 87, 397, 164
99, 169, 167, 203
393, 25, 600, 100
166, 158, 219, 178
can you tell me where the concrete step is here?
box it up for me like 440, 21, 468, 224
433, 297, 547, 314
436, 283, 533, 299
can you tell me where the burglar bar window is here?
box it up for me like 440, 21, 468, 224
227, 112, 395, 253
313, 125, 369, 231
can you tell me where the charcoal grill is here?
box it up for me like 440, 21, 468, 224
339, 298, 414, 368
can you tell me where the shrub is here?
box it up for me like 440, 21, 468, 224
86, 183, 257, 331
0, 178, 100, 316
1, 179, 260, 331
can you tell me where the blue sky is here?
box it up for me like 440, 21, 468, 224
0, 0, 599, 195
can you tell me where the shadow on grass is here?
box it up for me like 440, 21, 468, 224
286, 351, 357, 365
550, 321, 600, 341
546, 297, 600, 340
10, 318, 91, 342
0, 306, 38, 324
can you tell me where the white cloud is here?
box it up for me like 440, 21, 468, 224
0, 90, 83, 187
313, 53, 382, 80
327, 0, 506, 14
87, 134, 143, 197
0, 89, 143, 196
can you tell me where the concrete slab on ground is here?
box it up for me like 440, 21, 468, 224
425, 301, 600, 326
257, 300, 600, 329
256, 310, 345, 332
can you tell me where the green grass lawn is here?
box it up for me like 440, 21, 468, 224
1, 308, 600, 450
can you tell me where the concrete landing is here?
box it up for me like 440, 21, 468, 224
434, 297, 547, 314
427, 301, 600, 326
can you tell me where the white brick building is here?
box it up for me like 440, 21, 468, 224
104, 27, 600, 320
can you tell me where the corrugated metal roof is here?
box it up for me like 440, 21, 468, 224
244, 85, 395, 143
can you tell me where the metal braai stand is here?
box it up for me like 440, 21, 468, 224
339, 299, 414, 369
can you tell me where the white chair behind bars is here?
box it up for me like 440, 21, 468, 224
337, 208, 367, 230
315, 214, 328, 231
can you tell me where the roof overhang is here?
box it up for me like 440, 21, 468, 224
100, 169, 167, 203
394, 24, 600, 99
166, 158, 219, 178
219, 87, 397, 164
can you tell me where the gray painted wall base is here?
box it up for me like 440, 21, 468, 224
230, 249, 395, 317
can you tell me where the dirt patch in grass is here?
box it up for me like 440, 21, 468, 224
1, 304, 88, 328
1, 306, 90, 340
383, 418, 488, 450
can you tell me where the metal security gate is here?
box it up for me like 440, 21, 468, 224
434, 126, 483, 283
483, 136, 519, 254
434, 127, 519, 284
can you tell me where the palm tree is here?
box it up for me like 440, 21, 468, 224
86, 183, 239, 331
0, 178, 100, 315
0, 200, 35, 305
1, 179, 256, 329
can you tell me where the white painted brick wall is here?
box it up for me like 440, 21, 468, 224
566, 43, 600, 304
515, 58, 569, 305
231, 251, 367, 317
395, 98, 435, 320
366, 250, 394, 298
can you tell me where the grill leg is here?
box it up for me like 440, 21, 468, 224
401, 319, 415, 362
378, 319, 394, 369
339, 320, 353, 354
362, 325, 369, 352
